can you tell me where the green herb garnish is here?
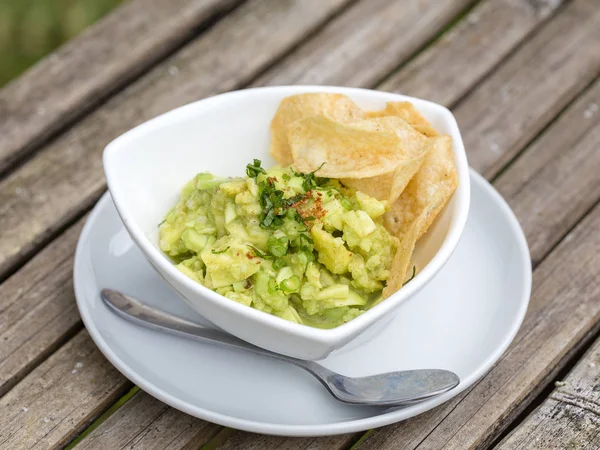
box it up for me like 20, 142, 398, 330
293, 162, 329, 191
403, 266, 417, 286
211, 247, 229, 254
250, 246, 271, 259
258, 178, 305, 230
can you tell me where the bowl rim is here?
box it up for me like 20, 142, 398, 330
103, 85, 471, 344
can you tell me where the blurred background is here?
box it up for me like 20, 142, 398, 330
0, 0, 123, 87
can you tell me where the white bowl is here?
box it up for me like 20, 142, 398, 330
103, 86, 470, 360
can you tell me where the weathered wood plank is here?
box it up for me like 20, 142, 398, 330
38, 0, 589, 447
357, 172, 600, 448
0, 217, 84, 397
1, 0, 596, 446
495, 77, 600, 265
0, 0, 242, 175
0, 0, 351, 281
378, 0, 563, 107
497, 337, 600, 449
0, 331, 130, 450
250, 0, 475, 87
215, 430, 356, 450
453, 0, 600, 178
76, 390, 219, 450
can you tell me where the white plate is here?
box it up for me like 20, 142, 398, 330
74, 170, 531, 436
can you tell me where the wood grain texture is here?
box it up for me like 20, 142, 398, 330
358, 194, 600, 449
251, 0, 475, 87
76, 391, 219, 450
58, 1, 600, 448
453, 0, 600, 178
497, 337, 600, 449
0, 331, 130, 450
0, 1, 599, 449
0, 217, 84, 397
378, 0, 564, 107
0, 0, 350, 281
214, 430, 356, 450
496, 77, 600, 266
0, 0, 242, 175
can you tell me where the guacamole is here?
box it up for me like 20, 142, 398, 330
159, 160, 398, 328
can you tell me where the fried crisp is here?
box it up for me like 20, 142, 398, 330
384, 135, 458, 240
269, 93, 364, 166
289, 115, 428, 179
382, 188, 446, 299
365, 101, 439, 137
341, 138, 431, 205
340, 102, 439, 203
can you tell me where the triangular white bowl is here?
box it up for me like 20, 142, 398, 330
103, 86, 470, 360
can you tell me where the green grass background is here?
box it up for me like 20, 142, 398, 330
0, 0, 124, 87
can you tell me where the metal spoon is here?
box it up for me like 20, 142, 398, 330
101, 289, 459, 407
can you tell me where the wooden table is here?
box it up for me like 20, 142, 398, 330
1, 0, 599, 448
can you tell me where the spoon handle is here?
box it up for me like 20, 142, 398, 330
100, 289, 320, 369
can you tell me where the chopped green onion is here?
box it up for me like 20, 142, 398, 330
280, 275, 301, 294
268, 235, 288, 257
273, 258, 286, 270
267, 278, 281, 295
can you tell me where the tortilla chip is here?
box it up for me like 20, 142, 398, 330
341, 137, 438, 204
366, 101, 438, 137
384, 135, 458, 240
289, 115, 428, 179
270, 93, 364, 166
382, 189, 446, 299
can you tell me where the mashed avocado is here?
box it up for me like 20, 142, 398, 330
159, 160, 399, 328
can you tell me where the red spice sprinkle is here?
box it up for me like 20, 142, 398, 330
290, 190, 326, 225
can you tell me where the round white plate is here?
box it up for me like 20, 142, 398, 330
74, 170, 531, 436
